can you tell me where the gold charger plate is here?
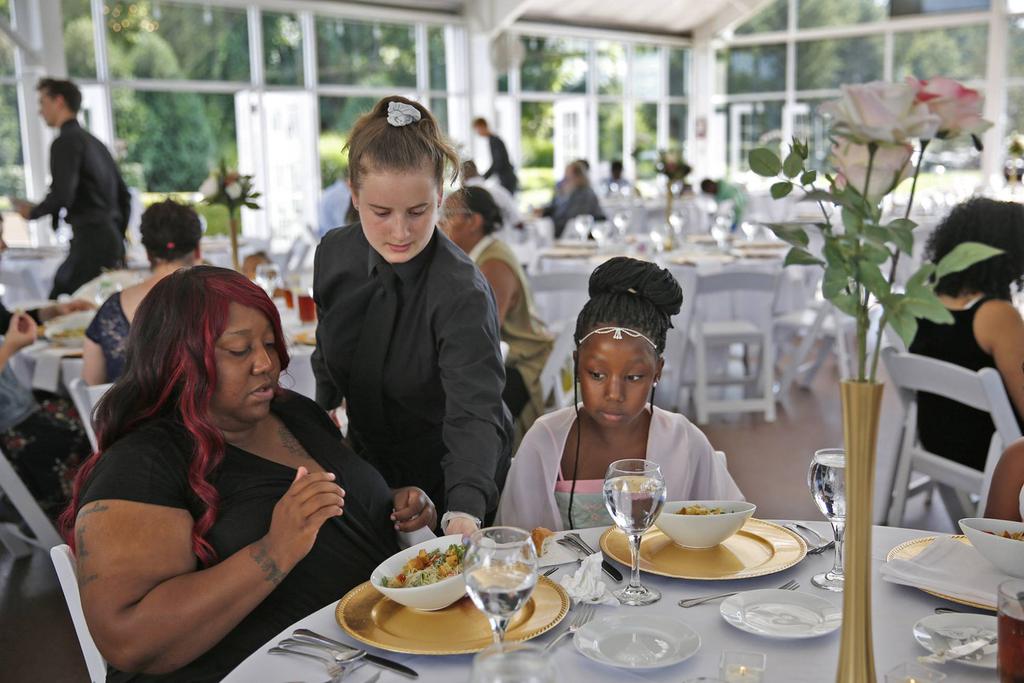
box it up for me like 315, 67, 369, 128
599, 518, 807, 580
335, 576, 570, 655
291, 331, 316, 346
885, 535, 995, 612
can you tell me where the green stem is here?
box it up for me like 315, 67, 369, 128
861, 142, 878, 210
852, 144, 878, 381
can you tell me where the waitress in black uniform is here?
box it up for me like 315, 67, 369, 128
312, 96, 512, 537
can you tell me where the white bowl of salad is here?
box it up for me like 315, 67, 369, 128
371, 534, 468, 611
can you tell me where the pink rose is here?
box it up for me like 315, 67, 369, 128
820, 81, 940, 144
831, 139, 913, 203
907, 77, 992, 139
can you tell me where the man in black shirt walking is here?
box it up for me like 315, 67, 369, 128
15, 78, 129, 298
473, 117, 518, 195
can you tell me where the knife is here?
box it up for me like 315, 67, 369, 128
292, 628, 418, 678
917, 627, 997, 665
563, 533, 624, 583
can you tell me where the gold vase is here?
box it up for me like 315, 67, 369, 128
229, 213, 240, 272
835, 380, 884, 682
665, 186, 674, 226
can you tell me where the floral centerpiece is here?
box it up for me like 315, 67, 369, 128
1008, 132, 1024, 186
749, 77, 998, 682
655, 148, 692, 223
199, 161, 261, 271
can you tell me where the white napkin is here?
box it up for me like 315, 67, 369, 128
880, 536, 1010, 609
537, 538, 578, 568
32, 347, 80, 393
558, 553, 619, 606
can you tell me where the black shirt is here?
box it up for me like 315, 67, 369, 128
483, 134, 518, 195
77, 391, 399, 683
311, 225, 512, 520
30, 119, 131, 234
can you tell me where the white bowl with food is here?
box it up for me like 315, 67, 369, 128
370, 534, 467, 611
43, 310, 95, 348
655, 500, 757, 548
958, 518, 1024, 579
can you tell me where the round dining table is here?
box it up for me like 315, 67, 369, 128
223, 521, 994, 683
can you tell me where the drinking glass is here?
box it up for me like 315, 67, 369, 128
471, 643, 556, 683
590, 221, 609, 249
668, 208, 686, 239
807, 448, 846, 591
573, 214, 594, 242
883, 662, 945, 682
603, 459, 666, 605
254, 262, 282, 298
720, 651, 766, 682
998, 578, 1024, 683
465, 527, 538, 646
612, 210, 630, 241
710, 216, 731, 250
739, 221, 759, 241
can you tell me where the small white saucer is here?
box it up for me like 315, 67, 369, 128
720, 588, 842, 639
913, 613, 998, 669
574, 614, 701, 669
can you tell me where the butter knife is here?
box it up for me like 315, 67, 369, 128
563, 533, 624, 583
293, 629, 418, 679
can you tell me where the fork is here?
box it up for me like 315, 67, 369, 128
268, 647, 350, 681
543, 603, 596, 651
677, 579, 799, 608
783, 523, 833, 554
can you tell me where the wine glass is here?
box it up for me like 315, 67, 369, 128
740, 221, 760, 242
254, 262, 282, 299
807, 448, 846, 591
590, 221, 608, 249
603, 459, 666, 606
710, 216, 731, 250
471, 643, 556, 683
465, 527, 538, 647
573, 214, 594, 242
668, 208, 686, 240
612, 210, 630, 242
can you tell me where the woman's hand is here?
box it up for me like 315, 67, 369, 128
390, 487, 437, 532
40, 299, 95, 322
444, 515, 479, 538
263, 467, 344, 568
4, 311, 37, 352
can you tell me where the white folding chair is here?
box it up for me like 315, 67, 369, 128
773, 300, 855, 394
538, 323, 577, 412
68, 378, 112, 452
689, 270, 780, 423
882, 347, 1023, 527
660, 264, 698, 410
526, 270, 591, 333
0, 444, 62, 557
51, 544, 107, 682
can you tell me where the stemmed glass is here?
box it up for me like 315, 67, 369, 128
254, 262, 282, 299
573, 214, 594, 242
612, 210, 630, 242
465, 527, 538, 647
590, 221, 609, 249
710, 216, 731, 250
807, 448, 846, 591
603, 459, 666, 606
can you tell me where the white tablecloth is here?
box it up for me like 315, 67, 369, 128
224, 522, 993, 683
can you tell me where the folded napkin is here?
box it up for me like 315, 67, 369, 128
32, 347, 81, 393
536, 538, 578, 568
880, 536, 1010, 609
559, 553, 618, 606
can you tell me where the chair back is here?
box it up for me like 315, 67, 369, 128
0, 444, 62, 551
527, 270, 591, 330
50, 544, 107, 682
538, 323, 577, 411
68, 379, 113, 452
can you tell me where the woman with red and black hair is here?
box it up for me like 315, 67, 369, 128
61, 266, 435, 682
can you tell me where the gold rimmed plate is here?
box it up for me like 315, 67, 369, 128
599, 519, 807, 580
335, 576, 570, 655
885, 535, 995, 612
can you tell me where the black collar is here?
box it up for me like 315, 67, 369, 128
366, 229, 438, 285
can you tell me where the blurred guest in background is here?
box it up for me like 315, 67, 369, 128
318, 176, 352, 238
700, 177, 747, 227
461, 161, 522, 230
15, 78, 130, 298
472, 117, 518, 195
602, 160, 632, 197
540, 161, 605, 239
985, 438, 1024, 522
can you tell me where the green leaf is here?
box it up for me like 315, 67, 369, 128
765, 223, 809, 247
770, 181, 793, 199
862, 224, 891, 247
935, 242, 1004, 280
823, 265, 852, 299
857, 260, 890, 299
902, 293, 955, 324
782, 152, 803, 179
800, 170, 817, 185
832, 293, 861, 317
841, 208, 863, 235
905, 263, 936, 293
784, 247, 824, 267
803, 189, 837, 203
863, 243, 891, 265
887, 310, 919, 347
749, 148, 783, 177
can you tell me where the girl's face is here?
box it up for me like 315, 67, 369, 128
576, 329, 662, 429
352, 166, 442, 264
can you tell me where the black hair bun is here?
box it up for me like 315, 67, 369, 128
588, 256, 683, 319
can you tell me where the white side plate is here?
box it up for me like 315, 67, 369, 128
574, 614, 701, 669
720, 588, 841, 639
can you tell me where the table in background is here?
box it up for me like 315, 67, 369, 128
224, 522, 991, 683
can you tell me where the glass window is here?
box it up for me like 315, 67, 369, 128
669, 48, 689, 97
520, 36, 587, 93
634, 103, 658, 179
497, 73, 509, 93
791, 99, 832, 171
1010, 15, 1024, 78
798, 0, 887, 29
112, 89, 237, 238
0, 85, 24, 198
891, 0, 989, 16
633, 46, 663, 98
598, 103, 623, 164
430, 96, 448, 133
724, 101, 784, 172
722, 44, 787, 94
796, 35, 883, 90
520, 101, 555, 208
597, 41, 625, 96
107, 2, 249, 82
669, 103, 688, 153
428, 27, 448, 91
735, 0, 788, 34
263, 12, 303, 87
62, 0, 96, 80
316, 18, 416, 88
1010, 87, 1024, 136
893, 25, 988, 81
319, 96, 376, 185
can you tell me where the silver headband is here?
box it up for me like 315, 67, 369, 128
578, 326, 657, 349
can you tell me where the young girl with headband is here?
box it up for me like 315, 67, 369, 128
497, 256, 743, 530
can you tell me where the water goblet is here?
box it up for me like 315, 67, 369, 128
465, 527, 538, 646
254, 262, 282, 299
603, 459, 666, 606
612, 210, 630, 241
590, 221, 609, 249
807, 448, 846, 591
471, 642, 556, 683
573, 214, 594, 242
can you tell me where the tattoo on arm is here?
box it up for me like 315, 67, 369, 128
278, 425, 311, 460
249, 540, 286, 585
75, 502, 109, 587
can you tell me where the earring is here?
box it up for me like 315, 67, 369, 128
653, 380, 659, 387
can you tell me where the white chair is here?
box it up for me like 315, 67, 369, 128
51, 544, 107, 682
660, 264, 698, 410
538, 323, 577, 412
690, 270, 780, 424
882, 347, 1023, 527
773, 300, 855, 394
526, 270, 591, 333
0, 444, 62, 557
68, 378, 113, 452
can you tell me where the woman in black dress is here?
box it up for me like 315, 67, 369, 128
62, 266, 434, 682
312, 96, 512, 537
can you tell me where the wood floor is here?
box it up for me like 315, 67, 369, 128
0, 358, 956, 683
